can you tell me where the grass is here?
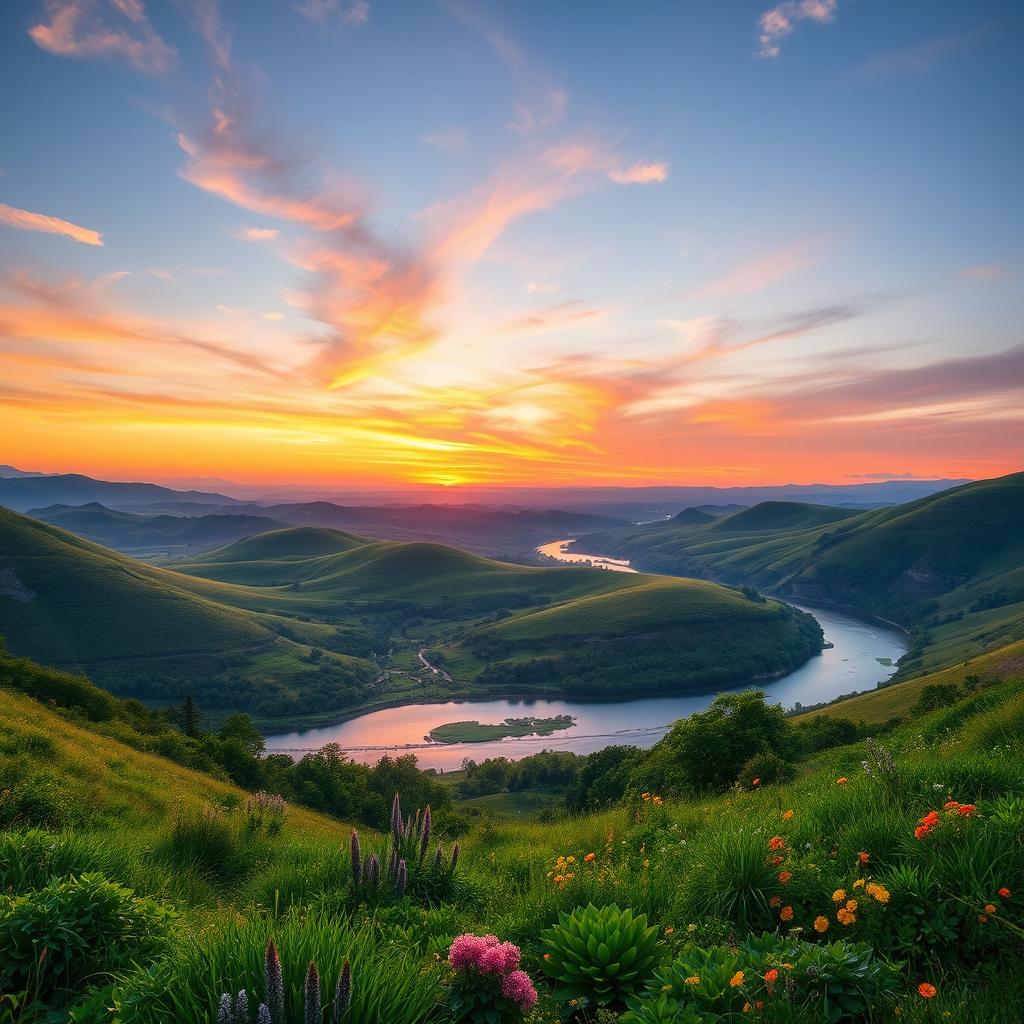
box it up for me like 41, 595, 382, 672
428, 715, 576, 743
3, 671, 1024, 1021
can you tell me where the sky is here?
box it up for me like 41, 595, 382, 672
1, 0, 1022, 489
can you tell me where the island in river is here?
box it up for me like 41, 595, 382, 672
428, 714, 575, 744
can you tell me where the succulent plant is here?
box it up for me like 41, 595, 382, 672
621, 992, 702, 1024
540, 903, 663, 1007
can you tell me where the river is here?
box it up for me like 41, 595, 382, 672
264, 541, 909, 770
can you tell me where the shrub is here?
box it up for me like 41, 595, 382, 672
445, 933, 537, 1023
621, 992, 702, 1023
737, 750, 796, 789
540, 903, 662, 1008
0, 872, 172, 1006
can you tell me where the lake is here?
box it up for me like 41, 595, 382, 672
264, 544, 910, 770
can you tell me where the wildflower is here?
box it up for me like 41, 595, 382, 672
257, 1006, 272, 1024
837, 908, 856, 926
684, 976, 700, 986
783, 809, 794, 821
985, 903, 996, 914
218, 994, 233, 1024
543, 953, 551, 961
866, 883, 890, 904
264, 939, 285, 1024
914, 825, 932, 840
978, 914, 989, 923
566, 855, 576, 864
836, 777, 848, 786
917, 983, 937, 999
814, 916, 830, 933
664, 927, 674, 935
304, 962, 321, 1024
956, 804, 978, 816
770, 855, 784, 866
858, 851, 870, 865
845, 899, 858, 912
643, 858, 650, 868
752, 778, 761, 786
832, 889, 847, 903
729, 970, 745, 987
687, 923, 697, 933
333, 961, 352, 1022
780, 905, 794, 921
853, 878, 865, 889
778, 870, 792, 883
764, 969, 779, 984
769, 895, 782, 908
768, 836, 785, 850
584, 852, 596, 863
743, 1003, 752, 1014
943, 800, 960, 810
999, 887, 1012, 899
501, 970, 538, 1010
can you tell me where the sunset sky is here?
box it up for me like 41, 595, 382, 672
1, 0, 1022, 488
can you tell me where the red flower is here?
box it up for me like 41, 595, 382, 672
998, 887, 1012, 899
956, 804, 977, 816
917, 982, 937, 999
914, 824, 932, 840
764, 969, 779, 984
857, 851, 869, 865
768, 836, 785, 851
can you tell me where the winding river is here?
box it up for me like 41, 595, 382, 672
265, 540, 909, 770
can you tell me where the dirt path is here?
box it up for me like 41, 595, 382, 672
417, 647, 452, 683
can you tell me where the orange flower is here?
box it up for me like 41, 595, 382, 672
914, 824, 932, 840
543, 953, 551, 960
956, 804, 978, 816
769, 895, 782, 908
779, 905, 794, 921
943, 800, 960, 810
770, 855, 784, 865
836, 777, 848, 786
999, 887, 1012, 899
752, 778, 761, 786
832, 889, 846, 903
764, 969, 779, 984
584, 853, 596, 863
729, 970, 745, 988
814, 916, 830, 933
778, 870, 792, 883
782, 809, 794, 821
837, 908, 856, 925
917, 982, 937, 999
978, 913, 989, 923
768, 836, 785, 850
984, 903, 996, 914
857, 851, 870, 865
664, 927, 674, 935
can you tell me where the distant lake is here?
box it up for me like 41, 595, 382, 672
264, 546, 910, 770
536, 539, 637, 572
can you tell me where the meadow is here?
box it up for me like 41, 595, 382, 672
2, 648, 1023, 1023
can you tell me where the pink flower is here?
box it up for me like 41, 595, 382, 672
501, 970, 538, 1009
448, 934, 487, 970
479, 942, 521, 975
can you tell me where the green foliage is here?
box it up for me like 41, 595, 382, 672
738, 750, 796, 788
621, 992, 702, 1024
0, 873, 172, 1007
540, 903, 663, 1007
637, 691, 795, 795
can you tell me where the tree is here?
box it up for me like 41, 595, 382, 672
219, 713, 265, 757
633, 690, 795, 795
181, 694, 201, 737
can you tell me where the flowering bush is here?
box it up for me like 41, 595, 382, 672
445, 933, 537, 1023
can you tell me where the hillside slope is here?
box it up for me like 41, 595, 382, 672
576, 473, 1024, 675
0, 508, 378, 716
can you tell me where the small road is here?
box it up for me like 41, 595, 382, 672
417, 647, 452, 683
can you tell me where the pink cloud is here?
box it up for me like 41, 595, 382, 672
608, 162, 669, 186
689, 243, 813, 300
758, 0, 837, 59
235, 226, 280, 242
962, 264, 1009, 280
0, 201, 103, 246
29, 0, 176, 74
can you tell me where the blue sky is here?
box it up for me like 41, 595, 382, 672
0, 0, 1021, 486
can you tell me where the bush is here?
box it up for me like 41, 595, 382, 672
541, 903, 663, 1008
0, 872, 172, 1006
737, 750, 796, 789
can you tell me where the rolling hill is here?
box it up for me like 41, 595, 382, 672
574, 473, 1024, 679
183, 529, 824, 700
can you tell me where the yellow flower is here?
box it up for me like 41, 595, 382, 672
836, 777, 848, 786
729, 971, 745, 988
684, 976, 700, 986
853, 878, 865, 889
845, 899, 859, 912
832, 889, 847, 903
566, 856, 576, 864
643, 858, 650, 868
814, 916, 830, 933
866, 883, 891, 904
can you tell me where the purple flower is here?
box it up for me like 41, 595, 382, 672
367, 853, 380, 888
395, 858, 407, 898
264, 939, 284, 1024
450, 843, 460, 874
419, 806, 431, 863
333, 959, 352, 1023
304, 961, 321, 1024
448, 933, 487, 970
234, 990, 249, 1022
257, 1005, 272, 1024
217, 992, 234, 1024
350, 830, 361, 884
391, 793, 402, 842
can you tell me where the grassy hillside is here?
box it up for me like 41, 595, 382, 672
577, 473, 1024, 676
0, 508, 378, 716
3, 660, 1023, 1022
183, 532, 824, 700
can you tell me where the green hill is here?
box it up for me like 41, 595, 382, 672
575, 473, 1024, 677
0, 508, 377, 716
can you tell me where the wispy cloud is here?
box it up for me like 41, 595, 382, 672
689, 243, 814, 299
29, 0, 176, 73
295, 0, 369, 27
233, 225, 281, 242
607, 162, 669, 186
855, 25, 991, 80
0, 201, 103, 246
757, 0, 837, 59
962, 264, 1009, 281
421, 127, 469, 150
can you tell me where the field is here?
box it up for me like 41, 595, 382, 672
2, 655, 1024, 1023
